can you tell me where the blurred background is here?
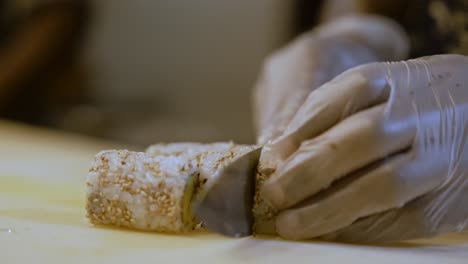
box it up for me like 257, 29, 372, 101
0, 0, 465, 148
82, 0, 295, 145
0, 0, 300, 147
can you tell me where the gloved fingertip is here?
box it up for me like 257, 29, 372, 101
260, 180, 286, 211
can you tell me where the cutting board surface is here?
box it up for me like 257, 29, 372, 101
1, 120, 468, 264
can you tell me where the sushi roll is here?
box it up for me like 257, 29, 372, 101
86, 143, 256, 233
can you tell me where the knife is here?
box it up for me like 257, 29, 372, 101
193, 146, 262, 237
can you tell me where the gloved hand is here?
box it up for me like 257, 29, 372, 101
253, 15, 408, 146
260, 54, 468, 243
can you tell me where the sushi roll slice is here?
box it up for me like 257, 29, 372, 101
86, 150, 198, 232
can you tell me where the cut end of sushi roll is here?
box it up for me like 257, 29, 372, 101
86, 150, 198, 232
252, 165, 278, 235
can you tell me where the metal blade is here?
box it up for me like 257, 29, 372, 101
193, 147, 262, 237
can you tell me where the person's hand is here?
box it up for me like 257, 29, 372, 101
251, 14, 408, 234
260, 54, 468, 243
253, 15, 408, 147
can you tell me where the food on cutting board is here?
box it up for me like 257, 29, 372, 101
86, 142, 263, 233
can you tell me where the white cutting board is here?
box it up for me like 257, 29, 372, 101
1, 120, 468, 264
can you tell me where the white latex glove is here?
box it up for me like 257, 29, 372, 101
260, 54, 468, 243
254, 15, 408, 146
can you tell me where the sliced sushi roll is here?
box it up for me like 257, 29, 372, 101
86, 143, 256, 233
86, 150, 199, 232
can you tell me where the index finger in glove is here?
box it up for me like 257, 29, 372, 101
260, 64, 391, 168
261, 103, 415, 211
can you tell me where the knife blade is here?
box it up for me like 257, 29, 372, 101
193, 146, 262, 237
